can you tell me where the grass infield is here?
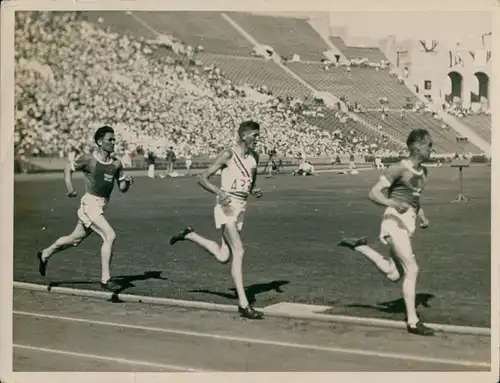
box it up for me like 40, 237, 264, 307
14, 166, 490, 327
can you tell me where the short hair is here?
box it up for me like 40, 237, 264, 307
238, 120, 260, 138
406, 128, 429, 148
94, 125, 114, 145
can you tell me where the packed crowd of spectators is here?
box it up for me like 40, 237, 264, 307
15, 11, 395, 163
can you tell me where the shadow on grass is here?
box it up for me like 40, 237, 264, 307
344, 293, 436, 315
189, 280, 290, 305
47, 270, 167, 303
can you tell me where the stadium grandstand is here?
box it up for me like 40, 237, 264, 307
14, 10, 491, 168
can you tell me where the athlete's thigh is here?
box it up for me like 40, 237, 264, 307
385, 231, 415, 269
71, 221, 93, 241
218, 228, 232, 259
220, 228, 230, 246
387, 241, 405, 276
89, 214, 115, 240
222, 222, 244, 253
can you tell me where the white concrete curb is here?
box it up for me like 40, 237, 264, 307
14, 281, 490, 336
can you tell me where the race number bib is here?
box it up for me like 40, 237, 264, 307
230, 178, 252, 193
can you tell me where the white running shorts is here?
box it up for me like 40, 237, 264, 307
214, 199, 247, 231
77, 193, 109, 228
379, 206, 417, 245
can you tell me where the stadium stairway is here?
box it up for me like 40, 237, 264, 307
196, 53, 312, 99
439, 112, 490, 155
214, 13, 451, 151
287, 62, 417, 108
88, 11, 487, 154
227, 12, 330, 62
217, 13, 406, 148
329, 36, 387, 63
304, 109, 402, 150
401, 79, 490, 155
360, 111, 479, 153
320, 35, 490, 154
461, 115, 491, 143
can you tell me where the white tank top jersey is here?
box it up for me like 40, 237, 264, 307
220, 149, 257, 202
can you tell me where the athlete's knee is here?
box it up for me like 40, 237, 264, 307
231, 247, 244, 260
228, 242, 244, 262
107, 230, 117, 243
223, 225, 243, 257
102, 228, 116, 244
218, 246, 231, 264
230, 249, 244, 278
61, 232, 85, 247
404, 259, 419, 278
411, 262, 419, 275
219, 255, 230, 264
385, 258, 402, 282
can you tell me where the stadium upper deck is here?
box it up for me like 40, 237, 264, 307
79, 11, 488, 154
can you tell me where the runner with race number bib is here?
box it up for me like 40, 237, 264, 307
169, 121, 264, 319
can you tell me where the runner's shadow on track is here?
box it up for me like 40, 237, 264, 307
47, 271, 167, 303
345, 293, 435, 314
108, 271, 168, 302
189, 280, 290, 305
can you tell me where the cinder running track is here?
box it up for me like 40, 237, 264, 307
13, 289, 490, 372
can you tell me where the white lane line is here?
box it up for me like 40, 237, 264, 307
14, 310, 490, 369
13, 344, 212, 372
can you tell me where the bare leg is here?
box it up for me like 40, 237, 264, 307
355, 244, 400, 282
222, 223, 250, 308
88, 215, 116, 283
339, 235, 433, 334
386, 235, 419, 327
184, 230, 231, 264
41, 222, 90, 261
170, 225, 262, 319
338, 237, 400, 281
37, 222, 91, 276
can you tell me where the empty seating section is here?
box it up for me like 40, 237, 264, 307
288, 62, 417, 108
135, 12, 254, 56
330, 36, 387, 62
228, 12, 329, 61
462, 115, 491, 143
361, 112, 480, 153
80, 11, 158, 40
197, 53, 311, 99
84, 11, 482, 154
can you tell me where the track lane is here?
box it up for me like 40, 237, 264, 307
13, 290, 490, 372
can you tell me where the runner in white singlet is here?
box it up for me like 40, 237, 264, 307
169, 121, 264, 320
214, 148, 257, 231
